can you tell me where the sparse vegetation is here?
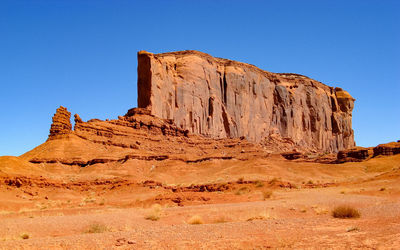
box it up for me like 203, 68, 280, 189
20, 233, 29, 240
269, 177, 279, 185
254, 180, 264, 188
83, 197, 96, 203
262, 190, 273, 200
84, 222, 109, 233
188, 215, 204, 225
235, 186, 250, 195
145, 204, 162, 221
246, 210, 271, 221
347, 226, 360, 232
332, 205, 360, 219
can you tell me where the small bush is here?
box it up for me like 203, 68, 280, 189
269, 178, 279, 185
254, 180, 264, 188
20, 233, 29, 240
235, 186, 250, 195
347, 226, 360, 232
332, 205, 360, 219
379, 187, 386, 191
188, 215, 204, 225
145, 204, 162, 221
262, 190, 273, 200
85, 223, 109, 233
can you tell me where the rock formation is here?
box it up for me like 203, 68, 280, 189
336, 141, 400, 163
373, 142, 400, 156
24, 107, 263, 167
137, 50, 355, 152
48, 106, 72, 140
336, 147, 373, 163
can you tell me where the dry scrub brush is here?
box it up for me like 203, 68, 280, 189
332, 205, 360, 219
188, 215, 204, 225
84, 222, 109, 233
145, 204, 163, 221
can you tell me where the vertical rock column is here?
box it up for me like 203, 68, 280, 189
48, 106, 72, 140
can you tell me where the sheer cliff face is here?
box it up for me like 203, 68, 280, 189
137, 50, 355, 152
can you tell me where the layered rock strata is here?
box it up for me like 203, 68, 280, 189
48, 106, 72, 139
336, 141, 400, 163
23, 107, 264, 166
137, 50, 355, 152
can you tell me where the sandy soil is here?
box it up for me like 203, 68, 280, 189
0, 154, 399, 249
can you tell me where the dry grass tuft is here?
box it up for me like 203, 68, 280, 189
235, 186, 250, 195
254, 180, 264, 188
188, 215, 204, 225
20, 233, 29, 240
84, 222, 109, 233
145, 204, 162, 221
246, 210, 272, 221
347, 226, 360, 232
332, 205, 360, 219
268, 177, 279, 185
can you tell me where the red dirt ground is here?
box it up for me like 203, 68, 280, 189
1, 153, 399, 249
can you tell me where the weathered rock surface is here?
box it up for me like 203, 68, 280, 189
336, 141, 400, 163
373, 142, 400, 156
48, 106, 72, 140
137, 50, 355, 153
336, 147, 373, 163
23, 107, 266, 166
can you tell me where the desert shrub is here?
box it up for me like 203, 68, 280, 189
235, 186, 250, 195
254, 180, 264, 188
145, 204, 162, 221
84, 223, 109, 233
188, 215, 204, 225
346, 226, 360, 232
246, 210, 271, 221
332, 205, 360, 219
262, 190, 273, 199
269, 177, 279, 185
379, 187, 386, 191
20, 233, 29, 239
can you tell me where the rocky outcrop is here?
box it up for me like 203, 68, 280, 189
24, 106, 265, 166
137, 50, 355, 152
48, 106, 72, 140
373, 142, 400, 156
336, 147, 373, 163
336, 141, 400, 163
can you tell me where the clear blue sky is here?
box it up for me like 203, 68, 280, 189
1, 0, 399, 156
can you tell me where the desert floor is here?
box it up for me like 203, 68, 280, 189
1, 154, 399, 249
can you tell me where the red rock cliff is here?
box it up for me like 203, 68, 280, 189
137, 50, 355, 153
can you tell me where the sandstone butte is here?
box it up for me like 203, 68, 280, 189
138, 50, 355, 153
22, 50, 400, 167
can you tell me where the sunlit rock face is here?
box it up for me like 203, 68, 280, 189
137, 50, 355, 153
